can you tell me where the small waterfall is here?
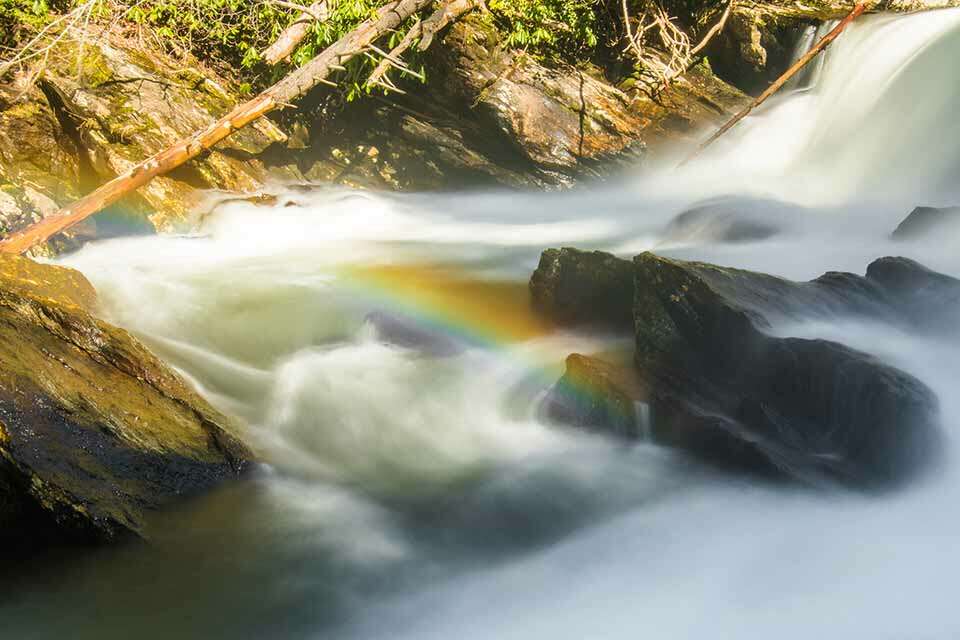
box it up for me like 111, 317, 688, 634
691, 10, 960, 204
784, 20, 838, 92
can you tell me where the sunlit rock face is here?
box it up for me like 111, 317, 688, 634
0, 26, 291, 247
0, 254, 252, 553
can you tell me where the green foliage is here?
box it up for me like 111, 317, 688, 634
123, 0, 289, 76
489, 0, 599, 61
291, 0, 404, 100
125, 0, 420, 97
0, 0, 55, 49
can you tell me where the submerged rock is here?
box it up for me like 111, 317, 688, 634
364, 311, 466, 357
632, 252, 941, 487
662, 197, 793, 245
0, 255, 252, 551
529, 248, 634, 330
892, 205, 960, 240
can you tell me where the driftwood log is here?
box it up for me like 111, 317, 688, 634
0, 0, 482, 254
679, 2, 867, 166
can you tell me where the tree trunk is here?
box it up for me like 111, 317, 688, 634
0, 0, 439, 255
679, 2, 866, 167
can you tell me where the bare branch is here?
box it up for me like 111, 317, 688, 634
261, 0, 330, 65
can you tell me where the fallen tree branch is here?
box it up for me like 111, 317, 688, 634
366, 0, 480, 91
0, 0, 447, 254
689, 0, 734, 59
262, 0, 330, 65
679, 2, 867, 167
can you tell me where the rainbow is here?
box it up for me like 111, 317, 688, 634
339, 264, 646, 428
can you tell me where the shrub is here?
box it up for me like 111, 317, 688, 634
488, 0, 599, 61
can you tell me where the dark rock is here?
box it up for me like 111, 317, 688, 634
0, 254, 253, 552
541, 353, 647, 438
632, 252, 941, 488
364, 311, 466, 357
663, 197, 792, 245
529, 248, 634, 330
865, 256, 960, 333
892, 206, 960, 240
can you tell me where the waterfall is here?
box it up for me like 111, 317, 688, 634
687, 10, 960, 205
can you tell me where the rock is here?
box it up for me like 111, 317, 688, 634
0, 76, 84, 245
709, 9, 812, 94
865, 256, 960, 333
707, 1, 960, 94
0, 254, 252, 552
364, 311, 466, 357
662, 196, 792, 245
173, 16, 751, 195
36, 30, 294, 233
892, 205, 960, 240
632, 252, 941, 487
541, 353, 647, 439
0, 27, 297, 244
529, 248, 635, 330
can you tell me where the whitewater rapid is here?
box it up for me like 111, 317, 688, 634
6, 9, 960, 640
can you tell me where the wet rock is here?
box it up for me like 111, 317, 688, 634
364, 311, 466, 357
892, 205, 960, 240
0, 254, 252, 552
542, 353, 647, 439
865, 256, 960, 333
663, 197, 792, 244
529, 248, 634, 330
706, 1, 960, 94
632, 252, 941, 487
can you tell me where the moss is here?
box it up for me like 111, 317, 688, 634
76, 47, 115, 87
2, 101, 43, 120
0, 255, 253, 545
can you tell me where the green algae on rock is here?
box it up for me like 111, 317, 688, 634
0, 254, 253, 551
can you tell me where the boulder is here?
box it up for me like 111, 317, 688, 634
662, 196, 794, 245
0, 254, 252, 552
892, 205, 960, 240
364, 311, 466, 357
530, 247, 956, 486
632, 252, 941, 487
529, 248, 635, 330
865, 256, 960, 333
541, 353, 647, 439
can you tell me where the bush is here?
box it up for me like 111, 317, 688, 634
0, 0, 56, 49
489, 0, 599, 61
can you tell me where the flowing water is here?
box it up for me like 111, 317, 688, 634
7, 11, 960, 640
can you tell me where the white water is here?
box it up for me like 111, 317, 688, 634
7, 10, 960, 640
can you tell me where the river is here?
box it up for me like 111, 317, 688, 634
7, 10, 960, 639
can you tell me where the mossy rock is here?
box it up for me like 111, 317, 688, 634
0, 255, 253, 552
